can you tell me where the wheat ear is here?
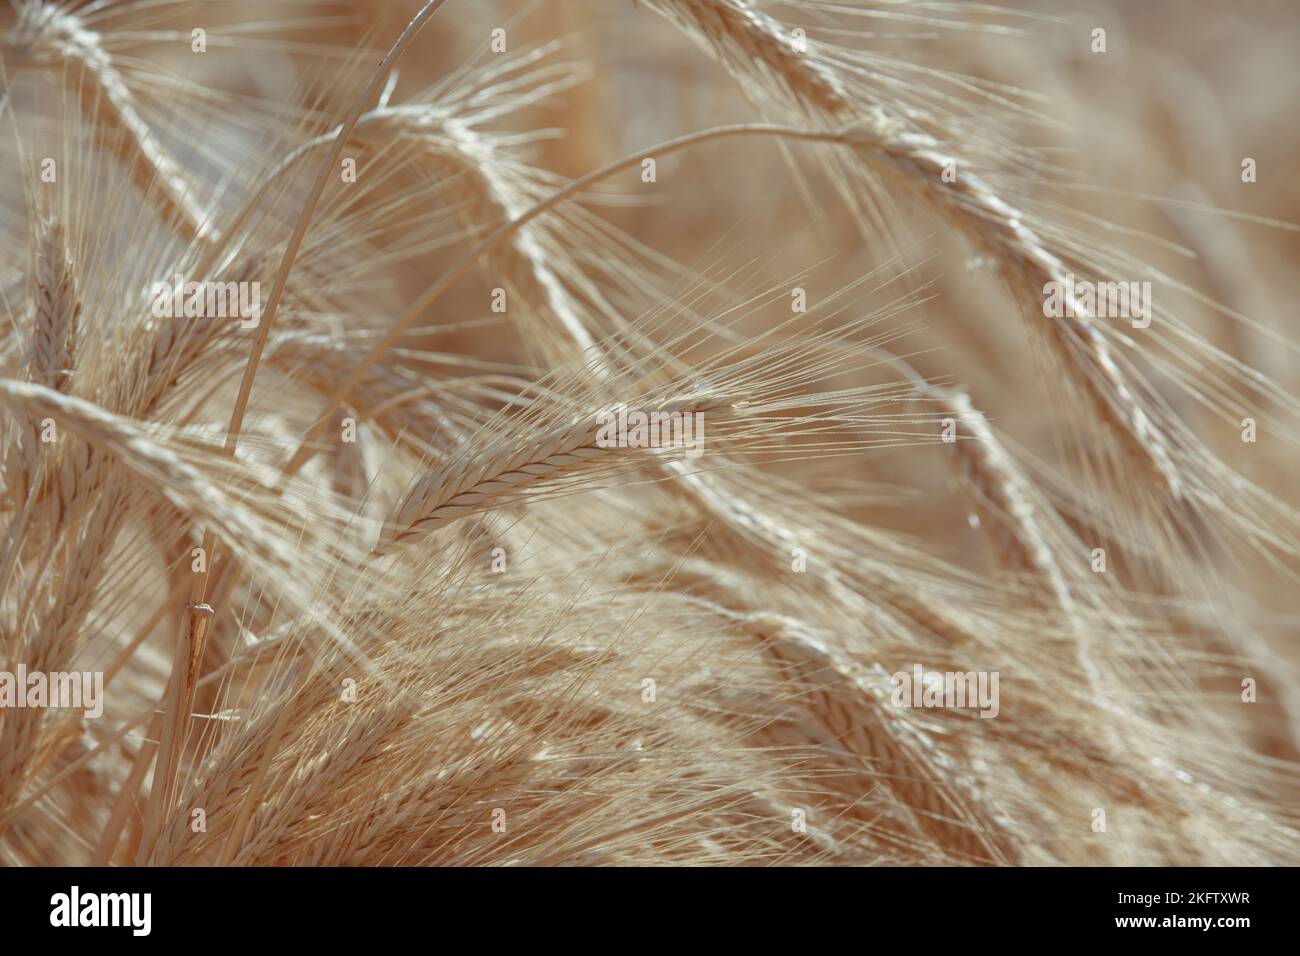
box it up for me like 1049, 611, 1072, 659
3, 1, 213, 245
266, 56, 601, 358
2, 215, 80, 508
26, 216, 79, 393
647, 0, 1184, 503
727, 606, 1017, 864
380, 395, 739, 551
926, 386, 1113, 706
0, 225, 112, 817
278, 121, 869, 480
929, 389, 1076, 607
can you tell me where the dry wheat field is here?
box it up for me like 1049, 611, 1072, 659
0, 0, 1297, 868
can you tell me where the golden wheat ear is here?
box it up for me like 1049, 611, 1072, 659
374, 276, 947, 554
642, 0, 1300, 577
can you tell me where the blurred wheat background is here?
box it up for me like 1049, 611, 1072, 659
1, 0, 1297, 865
